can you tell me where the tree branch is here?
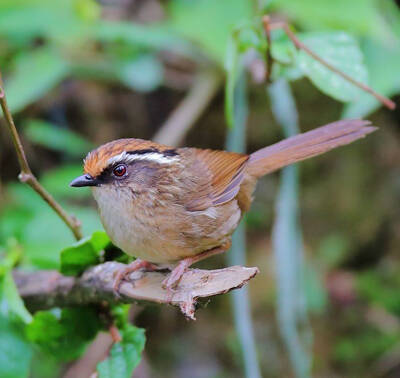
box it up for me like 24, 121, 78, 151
262, 16, 396, 111
14, 262, 259, 320
0, 72, 83, 240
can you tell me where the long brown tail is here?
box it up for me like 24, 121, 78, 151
247, 119, 377, 178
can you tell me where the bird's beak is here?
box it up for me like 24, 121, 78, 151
70, 174, 99, 187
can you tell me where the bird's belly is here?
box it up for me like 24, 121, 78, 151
102, 213, 179, 263
93, 187, 241, 263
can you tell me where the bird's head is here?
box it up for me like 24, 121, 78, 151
70, 138, 180, 194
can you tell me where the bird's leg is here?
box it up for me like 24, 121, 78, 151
113, 259, 159, 294
162, 241, 232, 290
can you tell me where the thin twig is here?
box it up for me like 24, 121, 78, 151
153, 67, 222, 146
262, 16, 396, 110
14, 261, 259, 320
263, 16, 273, 84
108, 324, 122, 343
0, 72, 83, 240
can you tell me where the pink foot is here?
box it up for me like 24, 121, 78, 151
113, 259, 158, 295
161, 261, 190, 290
161, 242, 232, 290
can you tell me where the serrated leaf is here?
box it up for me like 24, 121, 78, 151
26, 307, 101, 361
297, 32, 368, 102
60, 231, 110, 276
0, 315, 33, 378
5, 47, 69, 113
97, 325, 145, 378
23, 119, 93, 157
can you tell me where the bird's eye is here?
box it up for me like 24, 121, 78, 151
113, 164, 127, 177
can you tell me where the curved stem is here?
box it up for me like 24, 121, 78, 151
0, 72, 83, 240
262, 16, 396, 110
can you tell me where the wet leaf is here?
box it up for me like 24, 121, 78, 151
297, 32, 368, 102
60, 231, 110, 276
97, 324, 145, 378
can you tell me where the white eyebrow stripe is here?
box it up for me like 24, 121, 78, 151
107, 151, 180, 166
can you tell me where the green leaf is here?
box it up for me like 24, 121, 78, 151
342, 38, 400, 118
97, 324, 145, 378
23, 119, 93, 157
0, 0, 100, 42
0, 315, 33, 378
0, 271, 32, 323
270, 32, 304, 81
40, 164, 92, 200
5, 47, 69, 113
224, 36, 240, 128
168, 0, 253, 64
117, 55, 163, 92
71, 54, 164, 92
235, 22, 267, 55
73, 0, 101, 22
0, 241, 32, 323
26, 307, 101, 361
269, 0, 392, 41
91, 231, 111, 252
94, 20, 191, 54
0, 181, 103, 269
60, 231, 110, 275
297, 32, 368, 102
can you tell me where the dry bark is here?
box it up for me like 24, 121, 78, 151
14, 262, 259, 319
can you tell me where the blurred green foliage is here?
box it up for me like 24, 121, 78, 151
23, 119, 94, 158
97, 324, 146, 378
26, 308, 101, 361
60, 231, 109, 275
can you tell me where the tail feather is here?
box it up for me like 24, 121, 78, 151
247, 119, 377, 178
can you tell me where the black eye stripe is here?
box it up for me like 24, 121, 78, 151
163, 149, 179, 157
127, 148, 158, 155
96, 148, 179, 182
126, 148, 179, 157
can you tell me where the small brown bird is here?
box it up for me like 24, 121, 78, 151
70, 119, 375, 291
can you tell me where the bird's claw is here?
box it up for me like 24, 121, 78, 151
112, 259, 157, 297
161, 264, 188, 291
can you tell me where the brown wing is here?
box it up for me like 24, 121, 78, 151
182, 148, 249, 211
